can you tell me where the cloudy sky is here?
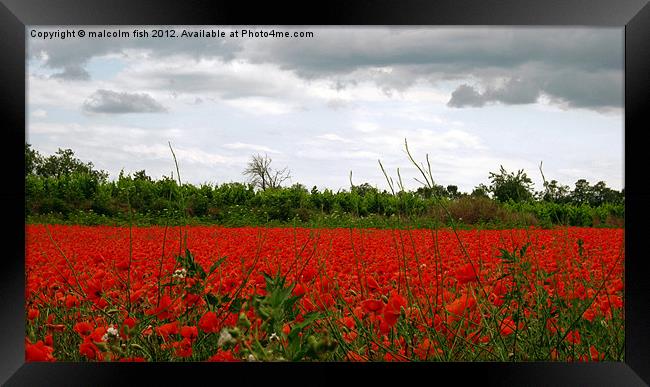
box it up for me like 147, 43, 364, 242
27, 26, 624, 192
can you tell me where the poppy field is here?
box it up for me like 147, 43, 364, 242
25, 224, 624, 362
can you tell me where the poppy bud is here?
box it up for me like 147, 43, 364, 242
308, 335, 319, 352
95, 341, 109, 352
238, 313, 251, 328
229, 327, 241, 339
381, 294, 389, 303
131, 343, 144, 351
319, 337, 337, 352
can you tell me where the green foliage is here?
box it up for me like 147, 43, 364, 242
29, 146, 108, 181
488, 165, 535, 203
25, 144, 42, 176
25, 144, 624, 228
538, 179, 571, 203
471, 184, 490, 199
569, 180, 623, 207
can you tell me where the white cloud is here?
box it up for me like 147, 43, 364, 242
29, 122, 84, 134
123, 144, 233, 166
223, 142, 280, 153
222, 98, 296, 115
296, 148, 380, 161
353, 122, 379, 133
316, 133, 351, 143
31, 109, 48, 118
362, 128, 486, 152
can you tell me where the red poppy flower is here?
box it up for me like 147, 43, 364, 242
499, 316, 523, 336
379, 318, 391, 335
79, 341, 102, 360
453, 263, 479, 284
582, 307, 596, 322
123, 317, 136, 329
292, 283, 306, 297
27, 308, 39, 321
301, 267, 317, 282
316, 293, 335, 310
383, 352, 406, 362
90, 327, 106, 343
73, 322, 94, 337
566, 330, 581, 345
181, 326, 198, 341
46, 324, 66, 332
184, 293, 203, 308
414, 338, 442, 360
174, 338, 193, 358
198, 311, 219, 333
84, 278, 103, 301
156, 321, 179, 339
26, 340, 54, 362
383, 293, 407, 327
64, 295, 80, 309
146, 295, 174, 320
129, 289, 144, 304
590, 345, 604, 361
301, 297, 316, 312
366, 276, 380, 292
120, 316, 137, 337
445, 293, 476, 318
361, 299, 383, 314
346, 351, 366, 362
340, 316, 356, 330
208, 350, 239, 362
115, 259, 130, 271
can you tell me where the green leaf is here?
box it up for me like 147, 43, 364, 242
204, 293, 220, 308
208, 257, 226, 276
262, 272, 275, 289
283, 295, 302, 312
228, 297, 245, 313
288, 312, 321, 342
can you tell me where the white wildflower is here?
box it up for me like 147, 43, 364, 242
173, 268, 187, 279
269, 332, 279, 342
247, 354, 257, 362
218, 328, 234, 347
102, 325, 120, 342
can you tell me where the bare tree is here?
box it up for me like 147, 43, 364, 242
243, 153, 291, 190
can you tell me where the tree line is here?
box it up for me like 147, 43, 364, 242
25, 144, 624, 228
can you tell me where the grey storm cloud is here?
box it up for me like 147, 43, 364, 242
142, 70, 284, 99
30, 27, 623, 111
448, 84, 487, 107
28, 26, 243, 80
448, 78, 541, 108
82, 89, 167, 114
447, 69, 622, 110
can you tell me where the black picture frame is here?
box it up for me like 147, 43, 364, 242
1, 0, 648, 385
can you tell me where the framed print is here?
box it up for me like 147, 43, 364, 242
1, 0, 649, 385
